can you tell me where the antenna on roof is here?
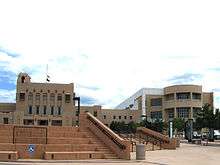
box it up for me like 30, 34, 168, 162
46, 64, 50, 82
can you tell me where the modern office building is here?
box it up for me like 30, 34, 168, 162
116, 85, 213, 122
0, 73, 214, 126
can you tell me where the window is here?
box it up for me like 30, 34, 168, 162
58, 107, 61, 115
36, 106, 39, 115
192, 93, 201, 100
130, 116, 133, 120
51, 120, 62, 126
57, 94, 62, 101
75, 111, 79, 116
19, 93, 25, 101
3, 118, 8, 124
94, 111, 97, 117
65, 94, 71, 103
28, 106, 32, 114
176, 92, 190, 100
168, 110, 174, 119
113, 116, 116, 119
36, 93, 40, 102
103, 115, 106, 119
43, 106, 47, 115
23, 119, 34, 125
165, 93, 174, 101
50, 93, 55, 103
151, 98, 162, 106
124, 116, 127, 119
150, 111, 162, 120
119, 116, 121, 119
51, 106, 54, 115
177, 107, 190, 118
43, 93, 47, 104
28, 92, 33, 102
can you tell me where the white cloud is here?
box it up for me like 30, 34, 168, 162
0, 0, 220, 108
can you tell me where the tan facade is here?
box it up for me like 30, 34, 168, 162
0, 73, 214, 126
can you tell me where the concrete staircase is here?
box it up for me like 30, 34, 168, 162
0, 113, 130, 161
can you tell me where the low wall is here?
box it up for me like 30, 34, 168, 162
80, 112, 130, 159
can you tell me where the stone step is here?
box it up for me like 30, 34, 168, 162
44, 151, 117, 160
0, 151, 18, 161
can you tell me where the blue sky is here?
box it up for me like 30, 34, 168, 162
1, 0, 220, 108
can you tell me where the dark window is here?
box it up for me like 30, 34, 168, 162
21, 76, 25, 83
94, 111, 97, 117
75, 111, 79, 116
57, 94, 62, 101
36, 93, 40, 102
51, 106, 54, 115
23, 119, 34, 125
3, 118, 8, 124
28, 93, 33, 102
151, 98, 162, 106
150, 111, 162, 120
177, 107, 190, 118
176, 92, 190, 100
113, 116, 116, 119
19, 93, 25, 101
50, 93, 55, 102
167, 109, 174, 119
103, 115, 106, 119
124, 116, 127, 119
119, 116, 121, 119
28, 106, 32, 114
36, 106, 39, 115
192, 93, 201, 100
58, 107, 61, 115
130, 116, 133, 120
43, 106, 47, 115
43, 93, 47, 104
51, 120, 62, 126
165, 93, 174, 101
65, 94, 71, 103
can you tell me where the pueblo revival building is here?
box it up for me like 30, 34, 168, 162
0, 73, 214, 126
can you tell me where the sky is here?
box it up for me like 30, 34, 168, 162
0, 0, 220, 108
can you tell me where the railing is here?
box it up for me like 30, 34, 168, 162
81, 112, 130, 159
136, 127, 177, 149
137, 127, 170, 143
87, 113, 126, 150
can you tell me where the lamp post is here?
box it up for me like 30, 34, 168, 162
73, 96, 80, 126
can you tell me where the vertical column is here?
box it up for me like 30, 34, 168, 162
142, 94, 146, 120
174, 107, 177, 118
189, 107, 193, 119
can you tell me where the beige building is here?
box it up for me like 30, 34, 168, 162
0, 73, 214, 126
116, 85, 213, 122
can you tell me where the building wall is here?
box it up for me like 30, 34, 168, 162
14, 73, 75, 126
0, 73, 215, 126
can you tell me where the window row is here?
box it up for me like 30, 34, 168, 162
165, 92, 201, 101
19, 92, 71, 103
150, 111, 162, 119
111, 115, 133, 120
28, 105, 62, 115
150, 98, 162, 106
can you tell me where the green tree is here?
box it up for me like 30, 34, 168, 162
127, 121, 137, 133
173, 118, 185, 132
196, 104, 216, 141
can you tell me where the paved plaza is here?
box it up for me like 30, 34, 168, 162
0, 143, 219, 165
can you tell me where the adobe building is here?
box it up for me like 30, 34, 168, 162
0, 73, 214, 126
